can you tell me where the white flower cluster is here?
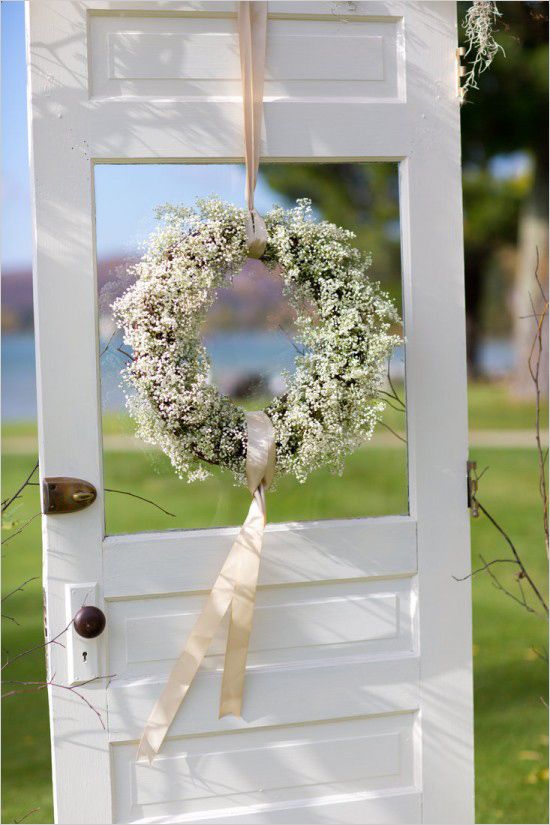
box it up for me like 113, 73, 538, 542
113, 198, 401, 484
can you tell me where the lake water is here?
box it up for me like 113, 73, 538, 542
2, 331, 514, 421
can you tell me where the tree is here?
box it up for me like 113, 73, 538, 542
263, 4, 548, 381
458, 0, 549, 392
262, 162, 401, 304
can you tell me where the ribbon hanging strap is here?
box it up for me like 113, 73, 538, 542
137, 411, 275, 764
238, 1, 268, 258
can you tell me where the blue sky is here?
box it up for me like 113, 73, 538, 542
2, 2, 31, 269
1, 1, 279, 270
2, 0, 529, 271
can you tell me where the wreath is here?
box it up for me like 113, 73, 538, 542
113, 198, 401, 485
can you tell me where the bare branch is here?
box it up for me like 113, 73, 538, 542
378, 421, 407, 445
475, 500, 548, 615
14, 808, 41, 824
453, 556, 520, 582
26, 482, 176, 519
1, 513, 41, 546
2, 577, 39, 604
2, 613, 20, 625
526, 249, 549, 556
98, 329, 118, 360
278, 324, 306, 356
103, 488, 176, 517
1, 617, 73, 673
480, 553, 538, 615
530, 645, 549, 664
378, 391, 406, 413
1, 461, 38, 515
116, 346, 133, 362
3, 674, 115, 730
385, 357, 406, 410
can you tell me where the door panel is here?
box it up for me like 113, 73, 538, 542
26, 2, 473, 823
111, 715, 416, 823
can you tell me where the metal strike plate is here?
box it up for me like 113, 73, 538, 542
66, 583, 104, 686
42, 477, 97, 514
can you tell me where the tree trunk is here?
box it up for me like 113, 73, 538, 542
510, 155, 549, 398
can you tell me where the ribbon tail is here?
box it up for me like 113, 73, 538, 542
219, 484, 266, 718
136, 411, 275, 764
136, 536, 243, 764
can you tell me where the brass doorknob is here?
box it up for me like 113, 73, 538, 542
73, 605, 106, 639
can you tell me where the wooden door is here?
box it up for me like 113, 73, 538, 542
27, 2, 474, 823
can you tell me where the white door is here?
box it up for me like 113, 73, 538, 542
27, 2, 474, 823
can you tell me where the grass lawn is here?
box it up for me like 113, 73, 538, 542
1, 383, 548, 823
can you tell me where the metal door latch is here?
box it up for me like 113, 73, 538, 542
467, 460, 479, 518
42, 477, 97, 514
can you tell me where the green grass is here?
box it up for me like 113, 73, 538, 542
2, 385, 548, 823
2, 380, 545, 442
468, 448, 548, 823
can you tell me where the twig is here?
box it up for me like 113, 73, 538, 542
2, 576, 39, 624
99, 329, 118, 360
530, 645, 549, 664
26, 482, 176, 519
386, 357, 406, 410
527, 248, 549, 556
453, 556, 519, 581
3, 674, 115, 730
1, 617, 73, 673
378, 392, 406, 414
475, 499, 548, 615
116, 346, 133, 362
1, 513, 41, 546
2, 577, 39, 604
480, 552, 538, 614
278, 324, 306, 356
103, 488, 175, 517
1, 461, 38, 514
378, 421, 407, 445
14, 808, 41, 824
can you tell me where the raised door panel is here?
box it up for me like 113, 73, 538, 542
89, 13, 403, 100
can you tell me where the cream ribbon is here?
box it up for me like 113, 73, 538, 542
137, 411, 276, 764
238, 0, 269, 258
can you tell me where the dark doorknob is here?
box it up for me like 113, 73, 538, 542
74, 605, 106, 639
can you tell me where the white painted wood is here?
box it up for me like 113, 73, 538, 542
27, 2, 473, 823
111, 715, 416, 822
103, 516, 417, 598
108, 656, 420, 743
113, 581, 412, 669
89, 15, 397, 97
121, 790, 423, 825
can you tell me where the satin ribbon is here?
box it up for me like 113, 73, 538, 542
238, 1, 268, 258
137, 411, 276, 764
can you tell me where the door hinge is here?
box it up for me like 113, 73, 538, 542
42, 477, 97, 514
467, 460, 479, 518
456, 46, 467, 99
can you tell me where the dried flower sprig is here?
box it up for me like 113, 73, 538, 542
462, 1, 505, 97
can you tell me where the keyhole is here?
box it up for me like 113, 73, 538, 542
82, 651, 87, 663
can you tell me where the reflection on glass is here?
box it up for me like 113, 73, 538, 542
95, 163, 407, 535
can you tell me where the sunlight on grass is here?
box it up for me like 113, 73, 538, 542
1, 383, 548, 823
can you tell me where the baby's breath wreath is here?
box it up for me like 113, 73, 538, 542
113, 198, 400, 485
